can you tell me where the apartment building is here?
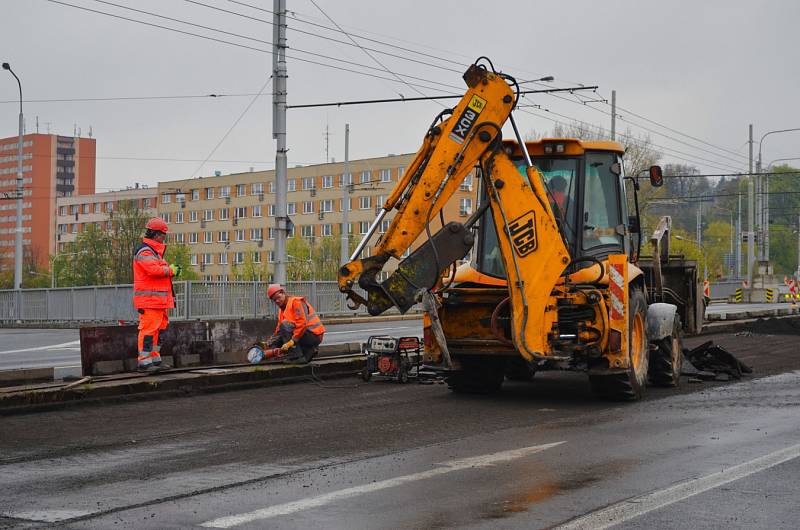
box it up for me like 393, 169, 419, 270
55, 186, 158, 252
158, 154, 479, 280
0, 133, 95, 269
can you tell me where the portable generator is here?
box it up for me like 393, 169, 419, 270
362, 335, 422, 383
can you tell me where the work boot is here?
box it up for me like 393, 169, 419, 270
138, 363, 164, 373
280, 349, 307, 364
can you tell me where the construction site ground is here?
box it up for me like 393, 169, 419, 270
0, 318, 798, 529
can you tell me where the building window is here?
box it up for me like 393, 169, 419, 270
219, 208, 229, 221
340, 198, 352, 212
192, 189, 200, 201
359, 221, 369, 234
268, 181, 275, 194
252, 205, 262, 217
205, 187, 214, 200
380, 219, 391, 233
189, 232, 198, 244
175, 211, 184, 223
219, 231, 229, 243
162, 212, 171, 223
359, 196, 371, 210
143, 198, 152, 208
106, 201, 114, 212
302, 177, 315, 190
189, 210, 198, 223
268, 204, 275, 216
303, 201, 314, 214
287, 179, 296, 192
234, 206, 247, 219
81, 203, 89, 214
219, 185, 231, 198
460, 173, 473, 191
321, 223, 332, 236
236, 183, 247, 196
287, 224, 295, 238
287, 203, 297, 215
376, 195, 385, 208
58, 206, 66, 216
251, 182, 263, 195
219, 252, 228, 265
203, 253, 213, 265
268, 227, 275, 240
204, 231, 213, 243
190, 254, 198, 265
252, 251, 261, 264
250, 228, 263, 240
459, 197, 473, 216
321, 199, 333, 213
162, 193, 171, 204
235, 229, 245, 241
203, 209, 214, 221
380, 169, 391, 183
301, 225, 314, 238
322, 175, 334, 189
398, 167, 405, 179
360, 170, 371, 184
268, 251, 275, 263
233, 252, 244, 264
175, 233, 185, 244
339, 173, 352, 187
94, 203, 101, 213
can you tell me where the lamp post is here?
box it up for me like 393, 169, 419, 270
712, 206, 736, 279
2, 62, 24, 293
757, 128, 800, 262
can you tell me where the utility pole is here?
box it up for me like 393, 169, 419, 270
736, 192, 742, 279
272, 0, 288, 285
610, 90, 616, 141
2, 64, 24, 296
696, 200, 702, 247
340, 123, 350, 266
747, 124, 754, 287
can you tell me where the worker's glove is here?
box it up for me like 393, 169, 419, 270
169, 264, 182, 277
280, 339, 295, 353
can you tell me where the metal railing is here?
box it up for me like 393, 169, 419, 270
0, 281, 376, 323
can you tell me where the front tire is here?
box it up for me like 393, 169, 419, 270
590, 287, 649, 401
648, 313, 683, 387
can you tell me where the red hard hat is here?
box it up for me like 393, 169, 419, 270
145, 217, 168, 233
267, 284, 284, 299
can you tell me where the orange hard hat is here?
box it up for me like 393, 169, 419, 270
267, 284, 284, 299
145, 217, 169, 233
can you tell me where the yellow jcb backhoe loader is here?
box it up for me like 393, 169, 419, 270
338, 57, 703, 400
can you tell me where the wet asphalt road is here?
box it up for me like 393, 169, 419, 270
1, 331, 799, 529
0, 320, 422, 371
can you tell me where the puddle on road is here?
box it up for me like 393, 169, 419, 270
479, 458, 635, 521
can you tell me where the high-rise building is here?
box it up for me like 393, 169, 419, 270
158, 154, 479, 281
0, 134, 96, 269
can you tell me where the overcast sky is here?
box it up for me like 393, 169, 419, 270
2, 0, 799, 192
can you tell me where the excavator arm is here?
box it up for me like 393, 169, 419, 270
337, 60, 571, 360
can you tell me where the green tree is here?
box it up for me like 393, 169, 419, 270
109, 199, 149, 284
164, 243, 198, 280
62, 225, 112, 286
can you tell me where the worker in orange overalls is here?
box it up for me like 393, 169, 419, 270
133, 217, 180, 372
265, 284, 326, 363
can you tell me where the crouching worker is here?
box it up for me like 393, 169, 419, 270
265, 284, 325, 363
133, 217, 180, 372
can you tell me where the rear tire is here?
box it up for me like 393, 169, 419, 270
648, 314, 682, 387
590, 287, 649, 401
447, 359, 504, 394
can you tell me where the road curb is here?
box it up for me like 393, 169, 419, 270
699, 314, 800, 336
0, 355, 367, 415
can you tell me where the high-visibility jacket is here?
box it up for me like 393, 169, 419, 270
133, 237, 175, 309
274, 296, 325, 340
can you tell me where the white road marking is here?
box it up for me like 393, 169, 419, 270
0, 340, 81, 355
325, 326, 417, 335
556, 442, 800, 530
202, 441, 565, 528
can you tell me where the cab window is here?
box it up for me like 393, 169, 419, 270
582, 152, 622, 250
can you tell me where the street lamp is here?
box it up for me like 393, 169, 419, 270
2, 62, 24, 293
757, 128, 800, 262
